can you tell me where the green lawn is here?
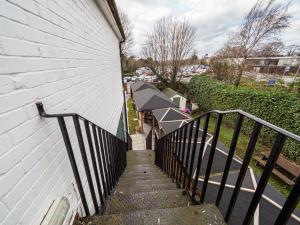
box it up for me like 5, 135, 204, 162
127, 98, 139, 135
194, 113, 298, 207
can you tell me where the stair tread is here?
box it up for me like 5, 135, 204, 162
118, 174, 168, 182
78, 204, 226, 225
73, 150, 227, 225
116, 177, 173, 186
105, 189, 190, 214
115, 183, 178, 193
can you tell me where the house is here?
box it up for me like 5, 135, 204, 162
163, 88, 199, 112
130, 80, 159, 97
0, 1, 127, 224
132, 88, 178, 132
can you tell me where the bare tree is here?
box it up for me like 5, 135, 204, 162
220, 0, 291, 86
119, 10, 133, 57
253, 41, 284, 56
285, 44, 300, 56
142, 16, 196, 86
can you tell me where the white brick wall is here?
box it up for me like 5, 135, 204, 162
0, 0, 124, 224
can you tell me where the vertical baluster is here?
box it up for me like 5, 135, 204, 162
104, 131, 114, 189
163, 136, 168, 173
166, 134, 171, 176
179, 125, 188, 185
216, 114, 243, 206
73, 116, 99, 214
110, 135, 117, 186
107, 133, 116, 187
173, 130, 179, 181
225, 122, 262, 222
242, 133, 286, 225
183, 121, 194, 187
155, 133, 159, 167
115, 139, 120, 180
175, 128, 183, 184
192, 113, 210, 199
274, 175, 300, 225
84, 121, 105, 208
201, 114, 223, 203
187, 117, 201, 190
158, 139, 162, 168
57, 117, 90, 216
92, 125, 108, 198
98, 128, 112, 194
170, 132, 176, 179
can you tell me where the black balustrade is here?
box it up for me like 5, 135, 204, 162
154, 109, 300, 225
36, 102, 128, 216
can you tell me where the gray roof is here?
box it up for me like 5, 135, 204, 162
131, 81, 158, 92
152, 107, 192, 134
163, 88, 184, 98
152, 107, 191, 122
133, 89, 178, 112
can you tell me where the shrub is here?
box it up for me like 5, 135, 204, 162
188, 75, 300, 162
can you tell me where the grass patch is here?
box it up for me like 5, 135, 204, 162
127, 98, 139, 135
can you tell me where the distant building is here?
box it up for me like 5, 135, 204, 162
163, 88, 199, 112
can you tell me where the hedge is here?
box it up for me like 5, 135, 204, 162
187, 75, 300, 163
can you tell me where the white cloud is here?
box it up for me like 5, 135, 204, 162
116, 0, 300, 57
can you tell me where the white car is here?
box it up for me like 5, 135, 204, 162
138, 75, 145, 80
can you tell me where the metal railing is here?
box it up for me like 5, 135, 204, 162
155, 109, 300, 225
36, 102, 128, 216
146, 128, 153, 150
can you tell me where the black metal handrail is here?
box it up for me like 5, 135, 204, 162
36, 102, 128, 216
155, 109, 300, 225
145, 127, 153, 150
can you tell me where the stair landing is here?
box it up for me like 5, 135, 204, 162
74, 151, 226, 225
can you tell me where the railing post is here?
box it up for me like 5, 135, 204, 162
200, 114, 223, 203
57, 117, 90, 216
183, 121, 194, 187
216, 114, 243, 206
274, 175, 300, 225
98, 128, 111, 195
84, 120, 105, 208
179, 125, 188, 185
225, 122, 262, 222
171, 131, 176, 181
92, 125, 108, 199
166, 133, 172, 176
192, 113, 210, 199
175, 128, 183, 184
187, 117, 201, 190
73, 115, 99, 214
242, 133, 286, 225
163, 135, 168, 173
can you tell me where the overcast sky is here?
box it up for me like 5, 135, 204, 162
116, 0, 300, 57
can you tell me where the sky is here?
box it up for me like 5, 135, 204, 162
116, 0, 300, 58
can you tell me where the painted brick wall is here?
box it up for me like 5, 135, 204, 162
0, 0, 124, 224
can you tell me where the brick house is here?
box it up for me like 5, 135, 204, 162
0, 0, 127, 224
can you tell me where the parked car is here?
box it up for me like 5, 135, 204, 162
131, 76, 138, 82
138, 75, 145, 81
123, 76, 132, 82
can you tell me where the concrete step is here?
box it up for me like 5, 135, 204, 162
126, 151, 154, 165
116, 177, 173, 187
120, 173, 166, 181
105, 190, 190, 215
118, 174, 169, 183
115, 183, 178, 194
77, 204, 226, 225
122, 167, 163, 176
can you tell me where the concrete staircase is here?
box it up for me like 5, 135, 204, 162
75, 151, 226, 225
